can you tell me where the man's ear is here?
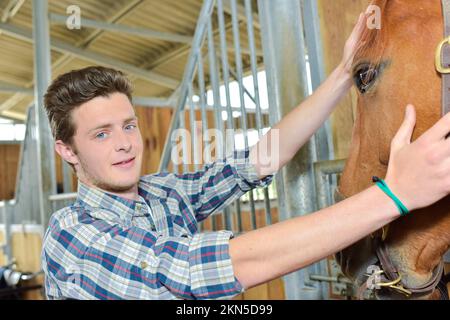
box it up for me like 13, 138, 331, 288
55, 140, 78, 166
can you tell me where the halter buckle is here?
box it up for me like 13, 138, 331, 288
435, 36, 450, 73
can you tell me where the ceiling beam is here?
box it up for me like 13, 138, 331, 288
0, 82, 33, 95
0, 22, 179, 89
49, 13, 193, 44
138, 8, 262, 72
1, 0, 25, 23
1, 109, 26, 121
0, 0, 148, 117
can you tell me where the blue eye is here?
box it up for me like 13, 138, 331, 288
96, 132, 108, 139
125, 124, 137, 131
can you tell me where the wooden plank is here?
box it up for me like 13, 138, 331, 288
0, 144, 20, 200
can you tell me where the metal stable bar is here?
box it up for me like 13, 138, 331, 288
207, 19, 225, 154
184, 103, 269, 114
302, 0, 335, 164
258, 0, 322, 300
12, 106, 39, 225
313, 159, 346, 210
159, 0, 215, 172
228, 68, 257, 105
179, 109, 189, 173
217, 0, 240, 233
231, 0, 249, 151
32, 0, 57, 228
207, 17, 233, 231
188, 84, 200, 172
217, 0, 235, 137
244, 0, 263, 137
49, 13, 193, 44
235, 198, 243, 233
244, 0, 273, 227
303, 0, 338, 300
231, 0, 257, 230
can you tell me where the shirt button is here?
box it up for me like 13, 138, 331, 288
140, 261, 148, 269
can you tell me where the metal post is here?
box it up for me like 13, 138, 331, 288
258, 0, 323, 300
159, 0, 215, 172
230, 0, 259, 231
179, 110, 189, 173
302, 0, 335, 164
244, 0, 273, 227
197, 52, 209, 159
188, 84, 200, 171
217, 0, 240, 234
33, 0, 56, 228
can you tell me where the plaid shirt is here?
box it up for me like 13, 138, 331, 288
42, 148, 273, 300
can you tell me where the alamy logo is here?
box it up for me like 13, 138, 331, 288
366, 5, 382, 30
66, 5, 81, 30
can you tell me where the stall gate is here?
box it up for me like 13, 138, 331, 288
154, 0, 353, 299
0, 0, 361, 300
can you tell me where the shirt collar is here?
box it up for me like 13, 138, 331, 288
76, 181, 151, 221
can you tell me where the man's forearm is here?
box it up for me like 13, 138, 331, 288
229, 185, 399, 289
250, 64, 353, 178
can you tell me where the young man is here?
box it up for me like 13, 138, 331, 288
42, 14, 450, 300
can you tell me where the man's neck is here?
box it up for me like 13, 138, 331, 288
80, 179, 140, 201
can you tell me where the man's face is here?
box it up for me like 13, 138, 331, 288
66, 92, 143, 193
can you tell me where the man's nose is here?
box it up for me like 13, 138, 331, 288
114, 131, 132, 152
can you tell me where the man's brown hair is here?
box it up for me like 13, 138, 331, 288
44, 66, 133, 145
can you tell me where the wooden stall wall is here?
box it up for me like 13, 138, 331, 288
0, 144, 20, 200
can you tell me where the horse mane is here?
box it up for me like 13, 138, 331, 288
355, 0, 389, 70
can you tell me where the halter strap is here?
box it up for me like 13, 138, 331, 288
440, 0, 450, 115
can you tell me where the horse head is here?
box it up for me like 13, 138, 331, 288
336, 0, 450, 299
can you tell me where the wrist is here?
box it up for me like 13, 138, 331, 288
333, 63, 354, 91
369, 185, 403, 220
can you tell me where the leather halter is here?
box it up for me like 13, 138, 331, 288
436, 0, 450, 116
335, 186, 446, 299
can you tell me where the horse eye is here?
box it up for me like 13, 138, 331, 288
353, 65, 379, 94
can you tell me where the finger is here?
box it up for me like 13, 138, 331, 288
391, 105, 416, 151
345, 14, 368, 58
419, 111, 450, 143
349, 13, 367, 44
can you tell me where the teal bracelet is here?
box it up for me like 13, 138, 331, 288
372, 176, 409, 216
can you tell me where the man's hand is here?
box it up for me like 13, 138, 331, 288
340, 13, 368, 76
385, 105, 450, 211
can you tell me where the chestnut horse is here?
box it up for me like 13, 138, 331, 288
336, 0, 450, 299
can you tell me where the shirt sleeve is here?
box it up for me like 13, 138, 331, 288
43, 219, 244, 300
174, 148, 274, 222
